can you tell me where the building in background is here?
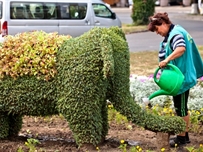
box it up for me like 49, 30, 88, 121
103, 0, 128, 7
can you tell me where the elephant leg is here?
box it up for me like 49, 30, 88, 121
0, 112, 10, 139
8, 114, 23, 137
58, 96, 106, 147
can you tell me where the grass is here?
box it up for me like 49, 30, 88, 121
122, 23, 148, 34
130, 51, 158, 76
122, 24, 157, 76
129, 46, 203, 76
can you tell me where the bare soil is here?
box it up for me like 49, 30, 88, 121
0, 116, 202, 152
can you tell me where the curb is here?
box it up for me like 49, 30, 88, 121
172, 14, 203, 21
112, 6, 203, 21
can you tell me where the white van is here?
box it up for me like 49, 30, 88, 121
0, 0, 121, 41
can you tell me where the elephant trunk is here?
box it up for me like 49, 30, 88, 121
111, 93, 185, 135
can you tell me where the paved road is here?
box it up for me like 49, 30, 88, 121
112, 6, 203, 52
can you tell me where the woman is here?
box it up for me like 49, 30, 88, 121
148, 12, 203, 147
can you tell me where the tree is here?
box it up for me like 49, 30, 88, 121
131, 0, 155, 25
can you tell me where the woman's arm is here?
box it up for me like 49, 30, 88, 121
159, 34, 186, 68
159, 46, 185, 68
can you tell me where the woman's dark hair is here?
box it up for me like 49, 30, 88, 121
148, 12, 172, 32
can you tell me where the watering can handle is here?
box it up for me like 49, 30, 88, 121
153, 66, 161, 84
153, 64, 181, 83
167, 64, 183, 76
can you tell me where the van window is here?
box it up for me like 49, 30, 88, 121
59, 3, 87, 19
92, 4, 112, 18
10, 2, 58, 19
0, 2, 2, 19
10, 2, 88, 20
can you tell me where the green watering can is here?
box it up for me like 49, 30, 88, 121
148, 64, 184, 100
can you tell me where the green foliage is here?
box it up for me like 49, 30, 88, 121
0, 76, 58, 116
17, 147, 24, 152
0, 27, 128, 146
55, 26, 128, 146
131, 0, 155, 25
0, 27, 186, 147
189, 110, 203, 133
25, 138, 40, 152
119, 142, 127, 152
0, 113, 9, 138
185, 145, 203, 152
0, 31, 71, 81
108, 108, 129, 126
17, 138, 41, 152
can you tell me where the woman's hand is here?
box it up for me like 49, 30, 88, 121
159, 59, 169, 68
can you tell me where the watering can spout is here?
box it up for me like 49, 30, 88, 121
149, 89, 171, 100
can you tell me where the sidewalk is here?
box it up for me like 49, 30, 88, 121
155, 6, 203, 21
112, 6, 191, 13
112, 6, 203, 21
156, 5, 191, 13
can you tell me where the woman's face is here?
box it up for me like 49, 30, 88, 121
154, 23, 170, 37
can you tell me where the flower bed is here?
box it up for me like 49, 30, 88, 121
130, 74, 203, 112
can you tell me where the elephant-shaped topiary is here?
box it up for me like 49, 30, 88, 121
0, 27, 185, 147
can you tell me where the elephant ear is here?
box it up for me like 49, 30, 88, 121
99, 34, 114, 79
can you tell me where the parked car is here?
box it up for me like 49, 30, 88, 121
0, 0, 122, 42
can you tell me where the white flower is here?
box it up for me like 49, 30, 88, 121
130, 76, 203, 111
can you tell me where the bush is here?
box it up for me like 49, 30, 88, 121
131, 0, 155, 25
0, 27, 185, 147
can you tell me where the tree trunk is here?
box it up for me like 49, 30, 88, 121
191, 0, 199, 14
183, 0, 191, 6
160, 0, 169, 7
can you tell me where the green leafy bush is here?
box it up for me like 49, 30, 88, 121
0, 27, 185, 148
131, 0, 155, 25
0, 31, 71, 80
